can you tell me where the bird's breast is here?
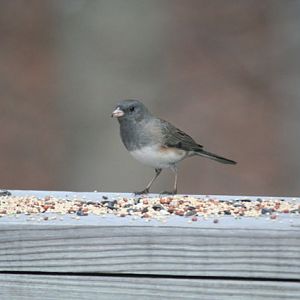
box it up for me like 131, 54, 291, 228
130, 145, 186, 169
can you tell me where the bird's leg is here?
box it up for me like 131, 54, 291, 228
135, 168, 162, 195
173, 166, 178, 195
160, 165, 178, 195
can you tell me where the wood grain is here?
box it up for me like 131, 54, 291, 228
0, 217, 300, 278
0, 274, 300, 300
0, 191, 299, 279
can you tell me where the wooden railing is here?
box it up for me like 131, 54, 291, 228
0, 190, 299, 299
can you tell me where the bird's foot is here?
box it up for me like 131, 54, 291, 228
134, 188, 150, 195
0, 190, 11, 196
159, 190, 177, 196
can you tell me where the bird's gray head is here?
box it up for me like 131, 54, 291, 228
111, 99, 151, 122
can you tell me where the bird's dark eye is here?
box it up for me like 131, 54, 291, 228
130, 106, 135, 112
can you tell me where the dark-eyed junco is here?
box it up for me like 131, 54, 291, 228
112, 99, 236, 194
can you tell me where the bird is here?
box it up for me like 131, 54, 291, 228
112, 99, 236, 194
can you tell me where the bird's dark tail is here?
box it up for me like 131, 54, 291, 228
195, 149, 236, 165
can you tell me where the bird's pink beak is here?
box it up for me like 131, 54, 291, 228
111, 107, 124, 118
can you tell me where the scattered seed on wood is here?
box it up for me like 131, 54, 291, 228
0, 194, 298, 222
141, 207, 149, 213
185, 210, 196, 217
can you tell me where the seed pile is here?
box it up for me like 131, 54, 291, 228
0, 194, 299, 221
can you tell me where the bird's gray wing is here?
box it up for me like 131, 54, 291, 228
160, 119, 203, 152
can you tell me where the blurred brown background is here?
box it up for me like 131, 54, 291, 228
0, 0, 299, 196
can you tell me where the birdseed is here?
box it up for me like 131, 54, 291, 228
0, 194, 299, 222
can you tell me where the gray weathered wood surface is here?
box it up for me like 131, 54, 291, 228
1, 274, 300, 300
0, 190, 299, 299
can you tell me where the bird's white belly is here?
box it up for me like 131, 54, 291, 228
130, 145, 186, 169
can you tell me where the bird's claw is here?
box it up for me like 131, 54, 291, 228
134, 188, 149, 195
159, 190, 177, 196
0, 190, 11, 196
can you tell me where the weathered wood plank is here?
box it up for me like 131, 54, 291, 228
0, 191, 299, 279
0, 218, 300, 278
0, 274, 299, 300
